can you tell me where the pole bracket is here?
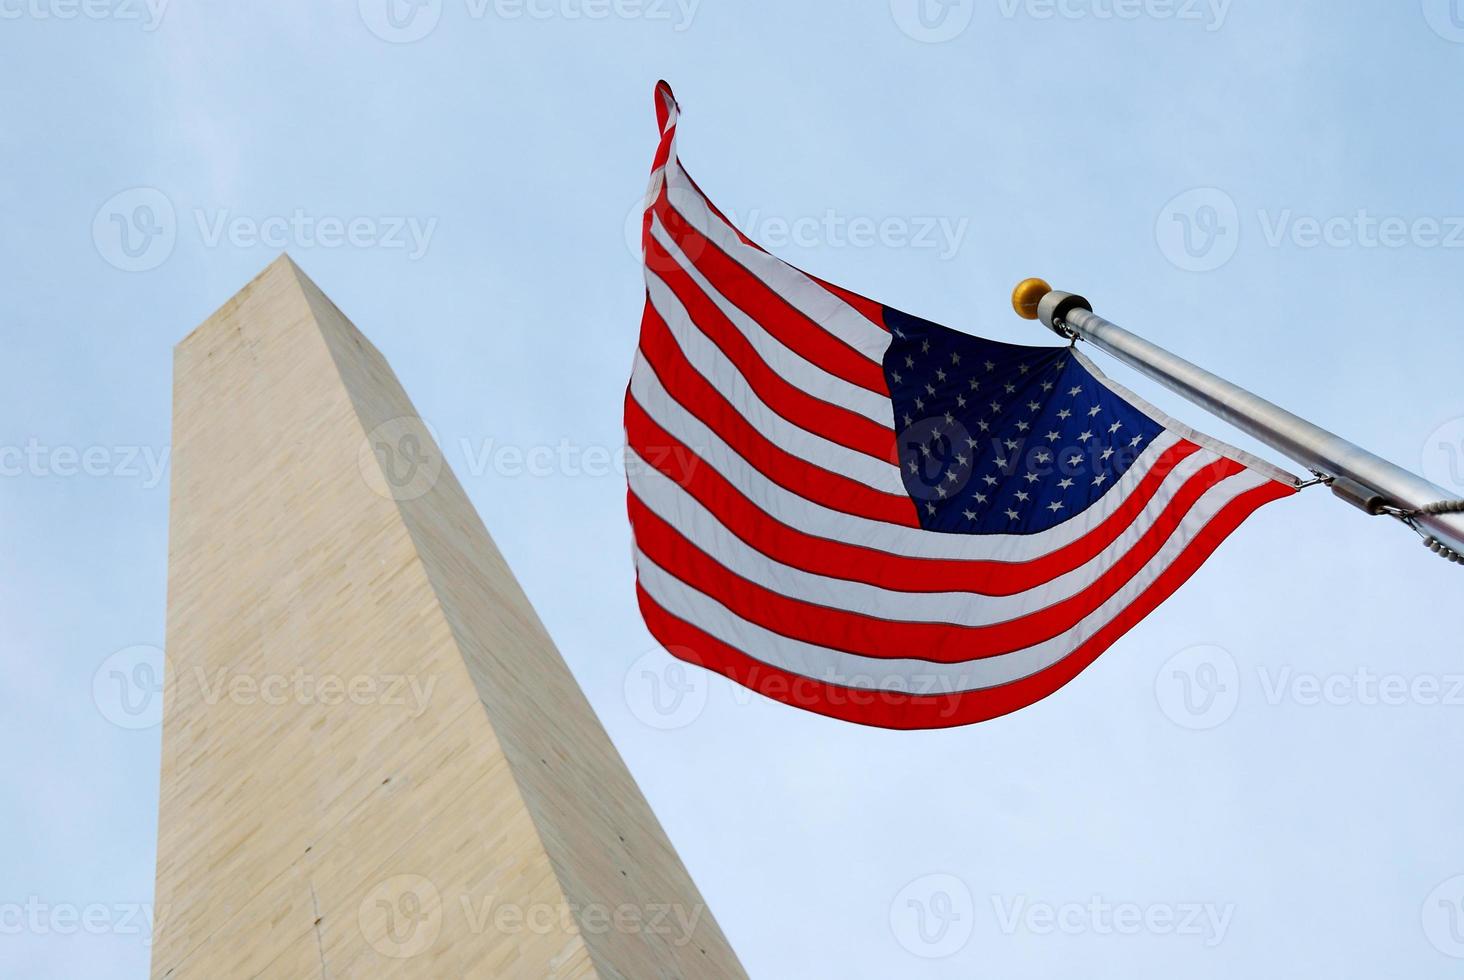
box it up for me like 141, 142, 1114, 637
1036, 291, 1092, 341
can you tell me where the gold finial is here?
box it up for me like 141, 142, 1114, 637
1011, 278, 1052, 320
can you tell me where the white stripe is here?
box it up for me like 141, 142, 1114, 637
633, 467, 1271, 693
628, 445, 1223, 622
645, 273, 906, 495
662, 160, 892, 363
648, 214, 895, 427
631, 352, 1190, 561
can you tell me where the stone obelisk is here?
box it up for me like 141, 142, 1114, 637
151, 256, 745, 978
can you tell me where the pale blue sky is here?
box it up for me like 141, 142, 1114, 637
4, 2, 1464, 977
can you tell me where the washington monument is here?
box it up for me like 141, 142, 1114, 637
150, 256, 746, 978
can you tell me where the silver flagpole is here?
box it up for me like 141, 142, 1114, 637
1010, 279, 1464, 564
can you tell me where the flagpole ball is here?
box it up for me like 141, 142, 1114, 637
1011, 278, 1052, 320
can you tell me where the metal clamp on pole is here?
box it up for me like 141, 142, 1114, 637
1009, 278, 1464, 563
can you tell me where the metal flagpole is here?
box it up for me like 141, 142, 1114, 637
1010, 278, 1464, 564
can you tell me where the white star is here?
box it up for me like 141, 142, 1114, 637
1057, 409, 1072, 421
1067, 454, 1084, 467
1004, 382, 1017, 394
945, 471, 960, 484
1058, 478, 1074, 490
956, 395, 967, 408
1046, 431, 1061, 443
1035, 451, 1051, 464
1016, 421, 1030, 432
951, 352, 962, 365
903, 414, 913, 427
1088, 405, 1102, 417
1004, 508, 1020, 520
1093, 474, 1108, 486
936, 486, 947, 498
976, 420, 990, 432
1100, 447, 1115, 461
1015, 491, 1030, 502
1003, 438, 1019, 451
919, 444, 931, 457
1129, 435, 1143, 448
969, 378, 981, 391
983, 475, 999, 487
926, 502, 937, 514
1047, 500, 1064, 513
985, 360, 996, 372
925, 383, 937, 396
921, 340, 931, 353
1108, 421, 1123, 434
1041, 381, 1055, 392
905, 355, 915, 368
907, 460, 918, 474
936, 369, 947, 382
1078, 430, 1094, 442
1068, 386, 1083, 397
1018, 363, 1030, 375
892, 371, 903, 384
914, 398, 925, 411
1023, 472, 1041, 484
989, 401, 1003, 414
974, 493, 988, 504
1027, 400, 1041, 412
955, 453, 968, 467
963, 509, 977, 520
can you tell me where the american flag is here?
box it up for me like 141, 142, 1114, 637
625, 82, 1297, 729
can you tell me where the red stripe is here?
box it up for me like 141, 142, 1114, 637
636, 305, 919, 527
633, 479, 1295, 730
663, 152, 890, 331
804, 274, 886, 329
628, 452, 1243, 662
626, 395, 1223, 595
646, 235, 897, 465
653, 189, 889, 394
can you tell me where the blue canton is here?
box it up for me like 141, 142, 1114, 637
882, 307, 1165, 535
